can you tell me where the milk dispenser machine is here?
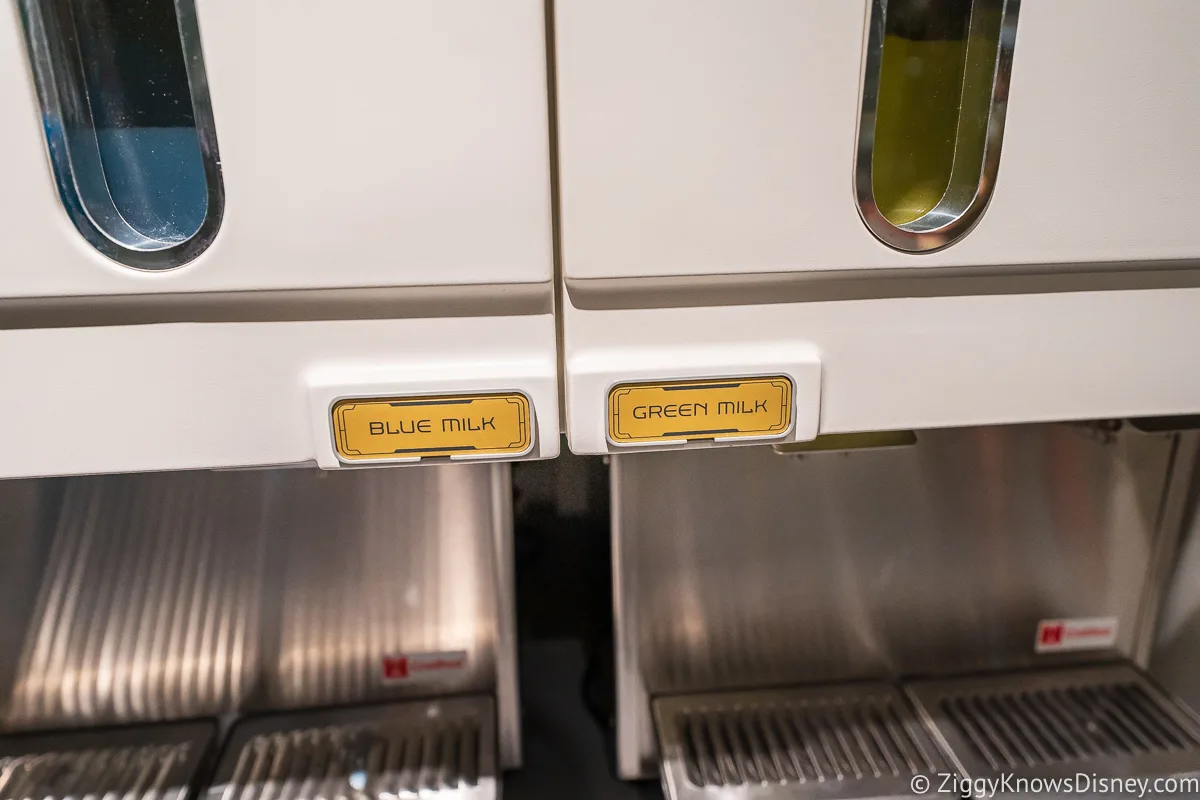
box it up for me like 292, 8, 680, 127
5, 1, 1200, 799
0, 0, 552, 796
554, 0, 1200, 798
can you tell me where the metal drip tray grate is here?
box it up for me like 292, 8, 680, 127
207, 696, 496, 800
908, 663, 1200, 787
654, 685, 950, 799
0, 723, 214, 800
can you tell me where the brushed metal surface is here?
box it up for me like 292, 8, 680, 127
4, 471, 272, 728
263, 468, 498, 708
0, 721, 215, 800
207, 697, 496, 800
655, 685, 948, 800
0, 465, 518, 765
907, 664, 1200, 786
0, 478, 51, 717
1148, 432, 1200, 719
612, 423, 1182, 778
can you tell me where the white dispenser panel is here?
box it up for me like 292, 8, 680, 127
555, 0, 1200, 454
0, 0, 559, 476
1, 0, 552, 295
556, 0, 1200, 284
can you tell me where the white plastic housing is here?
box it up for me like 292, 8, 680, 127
0, 315, 559, 479
555, 0, 1200, 453
0, 1, 558, 477
562, 290, 1200, 455
0, 0, 553, 295
555, 0, 1200, 281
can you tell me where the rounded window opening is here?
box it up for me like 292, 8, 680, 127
19, 0, 223, 270
855, 0, 1019, 253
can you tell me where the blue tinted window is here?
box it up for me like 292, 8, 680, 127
20, 0, 222, 269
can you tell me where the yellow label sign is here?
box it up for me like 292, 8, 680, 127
608, 376, 793, 445
332, 392, 531, 461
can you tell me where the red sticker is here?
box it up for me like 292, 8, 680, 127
380, 651, 468, 684
1035, 618, 1118, 653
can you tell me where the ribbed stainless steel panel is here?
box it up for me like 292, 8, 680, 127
263, 468, 499, 708
655, 685, 947, 800
0, 722, 214, 800
612, 423, 1185, 778
0, 478, 51, 717
4, 472, 272, 728
907, 664, 1200, 789
0, 465, 519, 767
207, 697, 496, 800
1148, 431, 1200, 719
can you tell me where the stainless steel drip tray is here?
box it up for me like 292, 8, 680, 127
206, 696, 496, 800
906, 663, 1200, 797
653, 683, 950, 800
0, 721, 215, 800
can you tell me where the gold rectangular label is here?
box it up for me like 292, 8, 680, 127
332, 392, 531, 461
608, 376, 793, 445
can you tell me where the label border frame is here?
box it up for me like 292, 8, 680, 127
328, 389, 536, 465
605, 373, 796, 448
